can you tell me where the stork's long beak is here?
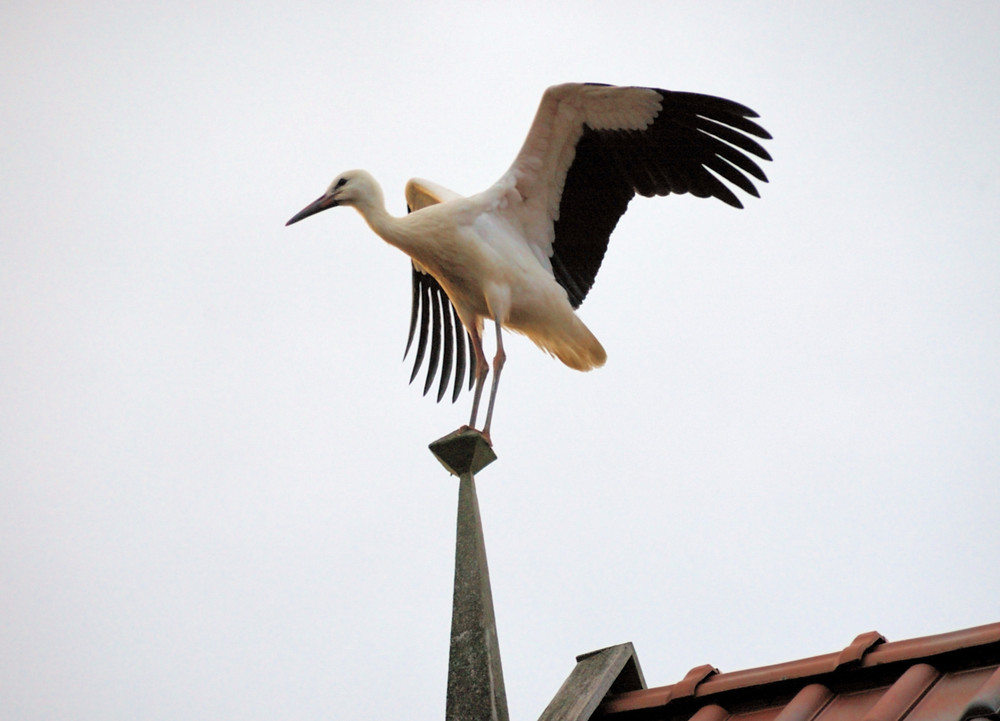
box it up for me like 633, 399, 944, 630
286, 194, 339, 226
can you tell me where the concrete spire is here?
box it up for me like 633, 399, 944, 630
430, 429, 508, 721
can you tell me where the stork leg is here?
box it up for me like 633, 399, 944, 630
481, 319, 506, 441
466, 326, 490, 432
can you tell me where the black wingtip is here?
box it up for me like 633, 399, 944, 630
405, 268, 473, 404
422, 290, 443, 396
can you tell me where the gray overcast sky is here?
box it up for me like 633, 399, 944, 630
2, 2, 998, 719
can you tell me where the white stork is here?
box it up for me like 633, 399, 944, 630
287, 83, 771, 443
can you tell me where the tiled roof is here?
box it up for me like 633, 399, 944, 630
539, 622, 1000, 721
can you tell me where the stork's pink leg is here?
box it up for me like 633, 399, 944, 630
481, 319, 505, 441
466, 326, 490, 431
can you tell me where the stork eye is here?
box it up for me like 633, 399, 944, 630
335, 177, 348, 189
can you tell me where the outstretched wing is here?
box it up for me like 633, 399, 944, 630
403, 179, 477, 403
506, 83, 772, 308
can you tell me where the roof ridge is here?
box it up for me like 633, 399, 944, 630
600, 622, 1000, 716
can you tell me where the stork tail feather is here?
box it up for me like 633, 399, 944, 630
525, 313, 606, 372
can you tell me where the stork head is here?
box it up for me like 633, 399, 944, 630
285, 170, 375, 226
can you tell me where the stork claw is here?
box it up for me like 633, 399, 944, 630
457, 424, 492, 447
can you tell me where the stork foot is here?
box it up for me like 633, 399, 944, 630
457, 425, 492, 447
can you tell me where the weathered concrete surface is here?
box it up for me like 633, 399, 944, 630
536, 643, 645, 721
432, 430, 507, 721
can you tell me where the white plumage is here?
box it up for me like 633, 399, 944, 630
287, 83, 772, 443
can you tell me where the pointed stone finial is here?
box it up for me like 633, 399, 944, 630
429, 428, 497, 476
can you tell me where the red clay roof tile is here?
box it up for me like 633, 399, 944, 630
593, 623, 1000, 721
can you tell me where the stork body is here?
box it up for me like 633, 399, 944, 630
287, 83, 772, 442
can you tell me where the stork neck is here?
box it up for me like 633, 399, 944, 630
354, 194, 415, 255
